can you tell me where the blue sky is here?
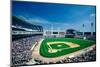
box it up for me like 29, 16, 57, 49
12, 1, 96, 32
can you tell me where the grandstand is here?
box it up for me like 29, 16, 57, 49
11, 16, 44, 66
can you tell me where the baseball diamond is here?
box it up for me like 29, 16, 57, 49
39, 38, 95, 57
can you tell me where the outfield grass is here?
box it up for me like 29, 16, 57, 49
40, 38, 96, 58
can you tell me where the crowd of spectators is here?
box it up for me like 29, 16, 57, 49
11, 35, 42, 66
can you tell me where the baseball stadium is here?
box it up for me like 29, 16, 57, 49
11, 1, 96, 66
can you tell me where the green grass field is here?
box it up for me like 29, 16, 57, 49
50, 43, 70, 49
40, 38, 96, 58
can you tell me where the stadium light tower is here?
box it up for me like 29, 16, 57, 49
91, 22, 93, 36
82, 24, 85, 36
90, 13, 95, 36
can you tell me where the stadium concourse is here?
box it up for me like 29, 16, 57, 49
11, 16, 96, 66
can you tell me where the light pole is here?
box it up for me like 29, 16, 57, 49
91, 22, 93, 36
82, 24, 85, 36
